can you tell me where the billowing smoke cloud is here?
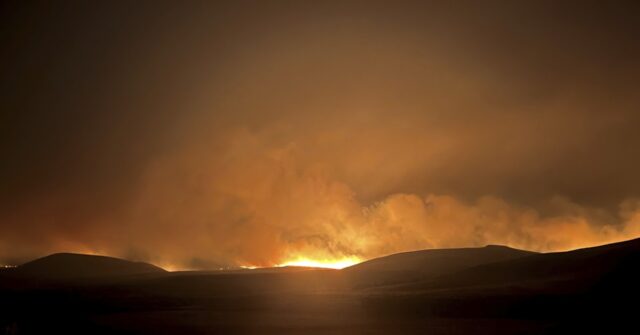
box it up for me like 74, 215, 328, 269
121, 129, 640, 268
1, 1, 640, 267
3, 125, 640, 269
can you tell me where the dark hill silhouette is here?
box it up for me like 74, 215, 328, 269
385, 237, 640, 292
344, 245, 535, 287
360, 237, 640, 333
14, 253, 165, 279
2, 239, 640, 334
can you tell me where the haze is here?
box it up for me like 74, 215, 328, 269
2, 0, 640, 269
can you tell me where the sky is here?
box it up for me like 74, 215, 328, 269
2, 0, 640, 268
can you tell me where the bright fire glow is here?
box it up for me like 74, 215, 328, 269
240, 265, 258, 269
277, 256, 361, 269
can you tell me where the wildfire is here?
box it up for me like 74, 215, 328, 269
277, 255, 361, 269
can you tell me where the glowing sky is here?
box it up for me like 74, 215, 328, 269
2, 1, 640, 268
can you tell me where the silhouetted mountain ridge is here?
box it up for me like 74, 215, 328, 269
2, 239, 640, 334
430, 237, 640, 289
369, 237, 640, 295
14, 253, 165, 279
344, 244, 536, 287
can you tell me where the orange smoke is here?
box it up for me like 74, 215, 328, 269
2, 1, 640, 268
88, 128, 639, 269
2, 125, 640, 269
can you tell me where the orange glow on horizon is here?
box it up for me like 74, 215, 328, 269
277, 255, 362, 269
240, 265, 258, 270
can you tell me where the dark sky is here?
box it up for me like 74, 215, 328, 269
2, 0, 640, 268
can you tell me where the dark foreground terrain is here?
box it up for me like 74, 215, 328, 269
2, 239, 639, 334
